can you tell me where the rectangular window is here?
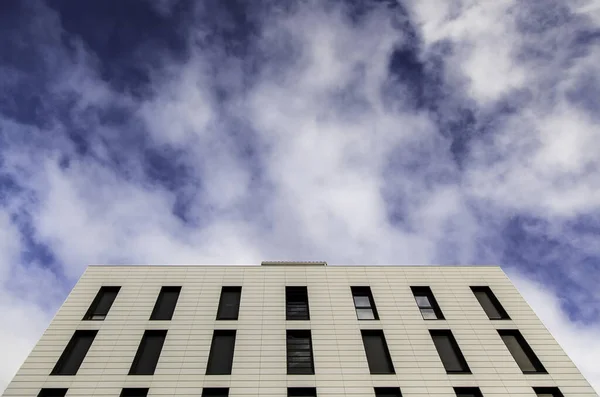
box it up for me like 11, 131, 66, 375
288, 388, 317, 397
206, 330, 237, 375
454, 387, 483, 397
471, 286, 510, 320
120, 389, 149, 397
351, 286, 379, 320
429, 330, 470, 373
202, 389, 229, 397
38, 389, 68, 397
50, 330, 98, 375
286, 286, 310, 320
498, 330, 546, 373
83, 286, 120, 320
361, 330, 395, 374
129, 330, 167, 375
286, 330, 315, 374
150, 286, 181, 320
533, 387, 564, 397
374, 387, 402, 397
411, 286, 444, 320
216, 286, 242, 320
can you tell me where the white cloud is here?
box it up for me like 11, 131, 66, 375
408, 0, 600, 221
139, 56, 215, 148
575, 0, 600, 24
407, 0, 526, 103
0, 0, 599, 393
144, 0, 181, 17
466, 104, 600, 218
0, 211, 21, 284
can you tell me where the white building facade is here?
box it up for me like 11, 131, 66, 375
2, 263, 597, 397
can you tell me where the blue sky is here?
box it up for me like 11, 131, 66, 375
1, 0, 599, 391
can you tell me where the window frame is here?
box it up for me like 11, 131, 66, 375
454, 387, 483, 397
50, 330, 98, 376
216, 286, 242, 320
498, 330, 547, 374
287, 387, 317, 397
351, 286, 379, 320
411, 286, 445, 320
286, 286, 310, 320
470, 286, 510, 320
202, 388, 230, 397
149, 286, 181, 321
374, 387, 402, 397
429, 330, 471, 374
120, 389, 149, 397
206, 330, 237, 375
533, 387, 564, 397
361, 329, 396, 374
37, 389, 68, 397
286, 329, 315, 375
82, 286, 120, 321
129, 329, 168, 375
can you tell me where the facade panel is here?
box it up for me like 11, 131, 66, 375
2, 265, 597, 397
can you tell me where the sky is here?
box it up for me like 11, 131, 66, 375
0, 0, 599, 392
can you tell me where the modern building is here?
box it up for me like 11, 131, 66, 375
2, 263, 597, 397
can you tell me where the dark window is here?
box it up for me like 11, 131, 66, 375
374, 387, 402, 397
120, 389, 149, 397
37, 389, 68, 397
361, 330, 395, 374
411, 286, 444, 320
498, 330, 546, 373
150, 286, 181, 320
286, 286, 310, 320
454, 387, 483, 397
202, 388, 229, 397
430, 330, 470, 373
206, 330, 237, 375
216, 286, 242, 320
351, 286, 379, 320
470, 286, 510, 320
83, 286, 120, 320
129, 330, 167, 375
533, 387, 564, 397
288, 388, 317, 397
50, 330, 98, 375
287, 330, 315, 374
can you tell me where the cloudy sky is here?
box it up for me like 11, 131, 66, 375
1, 0, 600, 392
